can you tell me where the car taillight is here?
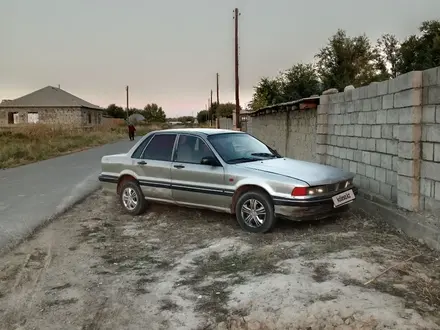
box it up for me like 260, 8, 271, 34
291, 187, 307, 196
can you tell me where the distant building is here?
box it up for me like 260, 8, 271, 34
0, 86, 103, 126
240, 109, 252, 122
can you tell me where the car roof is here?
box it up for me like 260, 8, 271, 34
155, 128, 245, 136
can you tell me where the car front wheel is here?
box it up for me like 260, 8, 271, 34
119, 180, 147, 215
235, 190, 276, 233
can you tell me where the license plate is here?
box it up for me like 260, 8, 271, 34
332, 189, 355, 208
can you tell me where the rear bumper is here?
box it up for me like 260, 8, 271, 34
98, 174, 118, 193
274, 187, 358, 221
98, 174, 118, 184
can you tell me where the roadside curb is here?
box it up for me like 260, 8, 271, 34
0, 177, 101, 256
353, 193, 440, 251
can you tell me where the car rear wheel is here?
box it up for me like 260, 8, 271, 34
119, 180, 147, 215
235, 190, 276, 233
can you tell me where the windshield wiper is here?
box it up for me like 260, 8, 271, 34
251, 152, 278, 158
228, 157, 259, 164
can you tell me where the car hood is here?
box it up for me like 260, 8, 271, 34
236, 157, 353, 186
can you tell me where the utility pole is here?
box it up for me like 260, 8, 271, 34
216, 73, 220, 128
233, 8, 241, 130
126, 86, 129, 120
210, 89, 213, 127
216, 73, 220, 105
208, 98, 211, 127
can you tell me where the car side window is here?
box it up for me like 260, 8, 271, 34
175, 135, 215, 164
131, 135, 153, 159
142, 134, 177, 161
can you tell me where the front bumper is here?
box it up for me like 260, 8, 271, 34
273, 187, 358, 221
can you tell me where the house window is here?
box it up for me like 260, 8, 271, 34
88, 113, 92, 124
7, 112, 15, 124
98, 113, 101, 124
27, 112, 39, 123
8, 112, 21, 124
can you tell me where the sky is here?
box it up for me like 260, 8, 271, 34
1, 0, 440, 117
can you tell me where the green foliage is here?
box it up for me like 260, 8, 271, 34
248, 19, 440, 111
248, 78, 284, 111
396, 20, 440, 74
197, 110, 209, 123
280, 63, 322, 101
248, 64, 321, 111
105, 104, 126, 118
105, 103, 167, 123
375, 34, 400, 79
315, 29, 380, 91
177, 116, 195, 123
206, 102, 237, 119
142, 103, 166, 122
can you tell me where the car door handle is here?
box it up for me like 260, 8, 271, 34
137, 161, 147, 165
173, 165, 185, 169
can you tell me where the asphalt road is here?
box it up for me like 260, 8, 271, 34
0, 137, 140, 252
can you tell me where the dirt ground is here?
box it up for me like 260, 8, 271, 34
1, 190, 439, 330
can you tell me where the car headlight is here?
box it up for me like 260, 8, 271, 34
291, 186, 327, 196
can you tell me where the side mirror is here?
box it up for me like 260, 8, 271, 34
201, 156, 220, 166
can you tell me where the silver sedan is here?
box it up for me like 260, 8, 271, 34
99, 128, 357, 233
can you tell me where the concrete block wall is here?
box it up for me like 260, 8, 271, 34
285, 109, 317, 162
219, 117, 233, 130
317, 72, 425, 210
251, 112, 288, 155
420, 67, 440, 213
250, 108, 317, 162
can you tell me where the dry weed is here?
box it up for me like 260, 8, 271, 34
0, 122, 159, 168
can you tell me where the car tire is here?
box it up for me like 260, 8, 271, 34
235, 190, 276, 233
118, 180, 147, 216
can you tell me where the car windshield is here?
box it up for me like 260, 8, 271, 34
207, 133, 280, 164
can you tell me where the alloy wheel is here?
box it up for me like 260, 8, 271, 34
122, 187, 138, 211
240, 199, 266, 228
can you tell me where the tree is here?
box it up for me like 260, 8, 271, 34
280, 63, 322, 101
208, 102, 219, 120
315, 29, 380, 91
395, 20, 440, 74
375, 34, 400, 79
207, 102, 237, 119
177, 116, 195, 123
248, 77, 283, 111
142, 103, 166, 122
216, 102, 236, 118
105, 104, 126, 118
197, 110, 209, 123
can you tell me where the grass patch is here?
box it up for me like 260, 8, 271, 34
176, 249, 290, 323
193, 280, 230, 323
43, 298, 78, 307
0, 122, 158, 168
309, 262, 332, 282
159, 298, 181, 311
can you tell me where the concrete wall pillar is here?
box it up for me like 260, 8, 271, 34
396, 71, 423, 211
316, 93, 330, 165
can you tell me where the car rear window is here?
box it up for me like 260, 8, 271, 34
131, 135, 153, 159
142, 134, 177, 161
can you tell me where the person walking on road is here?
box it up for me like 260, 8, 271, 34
128, 123, 136, 141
